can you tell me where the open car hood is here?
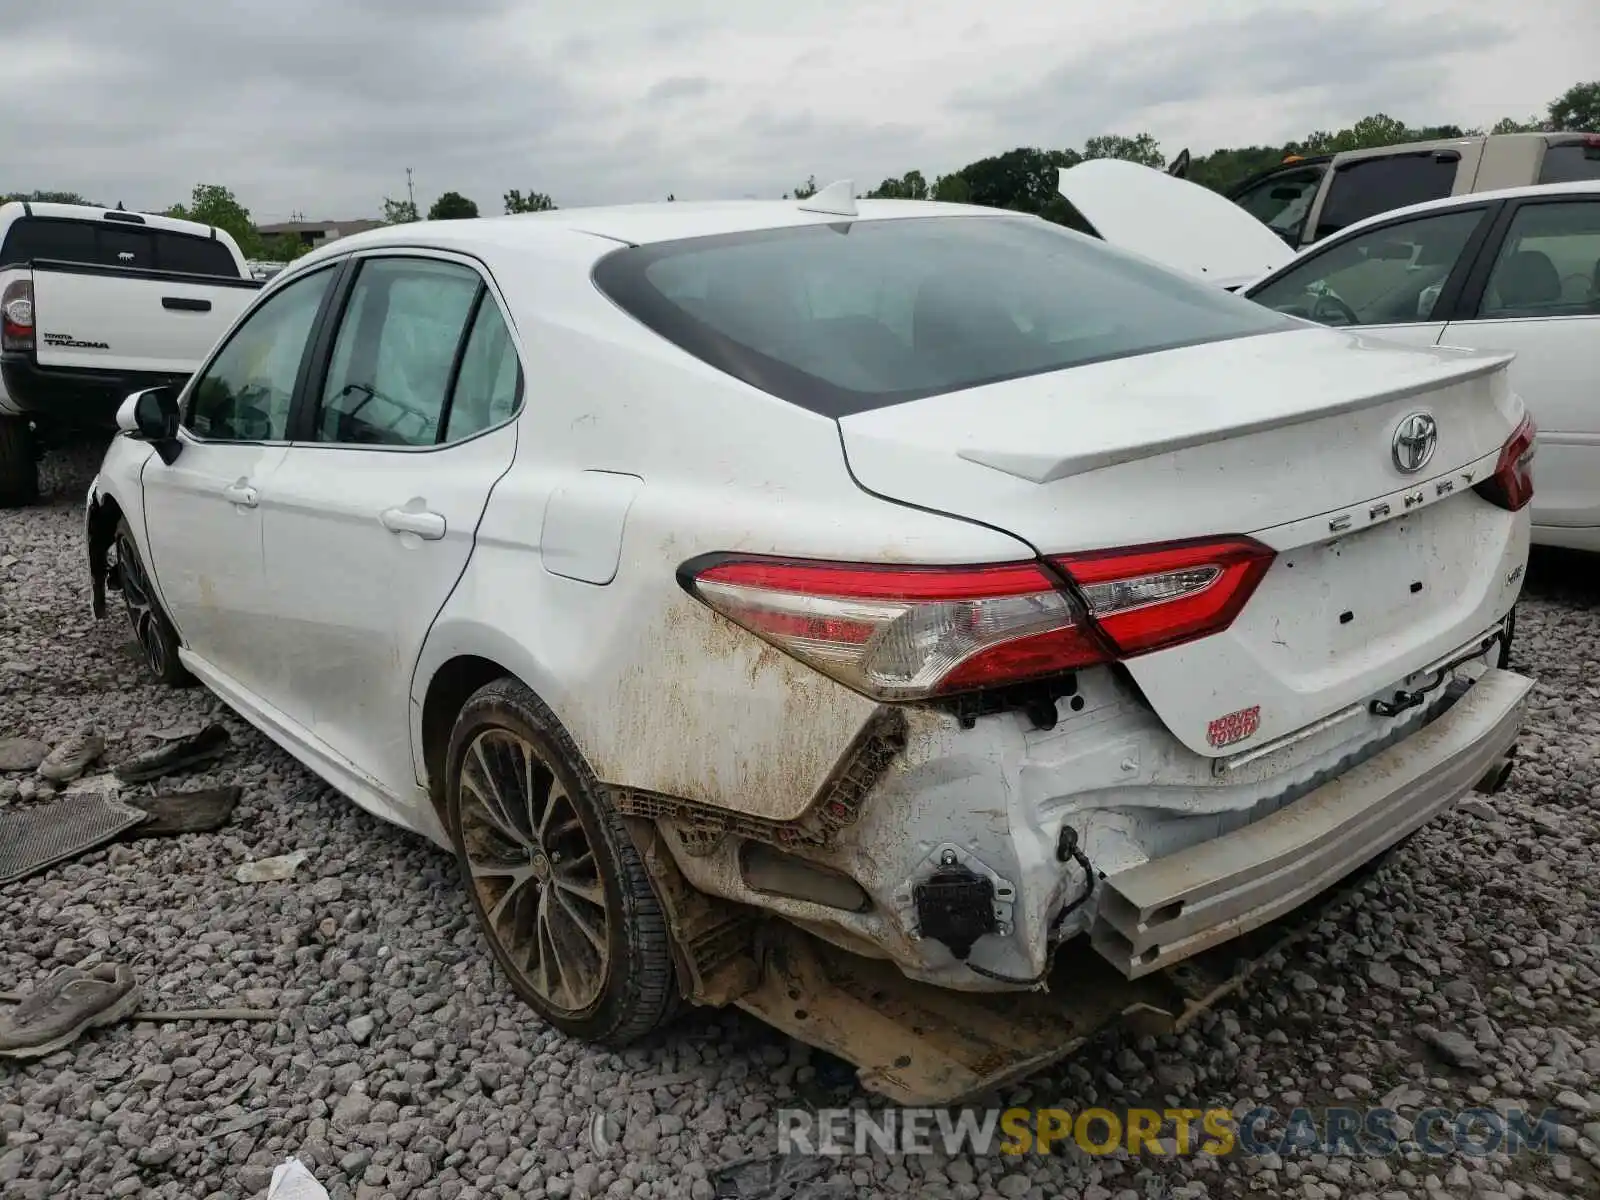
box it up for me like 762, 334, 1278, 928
1058, 159, 1296, 288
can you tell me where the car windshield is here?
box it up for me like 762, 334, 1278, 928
592, 215, 1296, 417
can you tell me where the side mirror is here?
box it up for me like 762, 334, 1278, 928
118, 386, 183, 464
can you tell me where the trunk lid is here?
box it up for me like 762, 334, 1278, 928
839, 327, 1527, 756
1058, 159, 1295, 288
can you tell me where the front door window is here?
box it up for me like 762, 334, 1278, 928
1248, 208, 1487, 328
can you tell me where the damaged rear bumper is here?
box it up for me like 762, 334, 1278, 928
1090, 666, 1531, 978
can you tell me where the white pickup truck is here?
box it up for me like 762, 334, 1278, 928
0, 202, 262, 505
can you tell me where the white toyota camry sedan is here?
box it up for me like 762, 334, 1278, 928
85, 186, 1536, 1098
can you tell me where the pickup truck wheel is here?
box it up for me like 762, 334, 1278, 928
0, 417, 38, 508
113, 518, 192, 687
446, 678, 679, 1045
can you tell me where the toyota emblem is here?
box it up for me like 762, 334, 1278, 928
1391, 412, 1437, 474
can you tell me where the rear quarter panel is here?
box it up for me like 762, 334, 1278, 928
413, 241, 1033, 821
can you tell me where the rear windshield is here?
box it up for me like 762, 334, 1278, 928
1539, 141, 1600, 185
591, 215, 1296, 417
0, 216, 242, 277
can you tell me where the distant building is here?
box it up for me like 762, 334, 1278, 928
255, 218, 384, 250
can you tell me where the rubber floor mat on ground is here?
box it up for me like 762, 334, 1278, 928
0, 794, 148, 886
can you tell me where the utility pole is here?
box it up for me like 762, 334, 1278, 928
405, 168, 416, 215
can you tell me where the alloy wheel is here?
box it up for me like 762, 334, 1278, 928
457, 728, 611, 1014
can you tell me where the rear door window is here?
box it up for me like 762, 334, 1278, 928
1315, 152, 1460, 240
1475, 200, 1600, 319
1538, 139, 1600, 184
155, 232, 241, 277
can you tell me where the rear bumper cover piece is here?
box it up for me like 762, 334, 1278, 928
1090, 666, 1532, 978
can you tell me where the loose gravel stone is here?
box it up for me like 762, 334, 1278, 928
3, 443, 1598, 1199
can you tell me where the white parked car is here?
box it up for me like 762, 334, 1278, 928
85, 189, 1534, 1101
1060, 161, 1600, 552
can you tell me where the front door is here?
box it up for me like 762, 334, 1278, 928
1439, 196, 1600, 537
141, 263, 338, 699
258, 253, 523, 811
1243, 204, 1498, 349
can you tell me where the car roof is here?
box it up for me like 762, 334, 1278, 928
290, 197, 1024, 270
0, 200, 223, 242
1318, 180, 1600, 243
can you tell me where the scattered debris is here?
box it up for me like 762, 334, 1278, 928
114, 721, 231, 783
266, 1156, 330, 1200
0, 990, 280, 1023
0, 793, 148, 886
63, 772, 122, 799
0, 737, 49, 772
0, 963, 142, 1060
122, 785, 242, 837
36, 728, 105, 783
708, 1153, 853, 1200
235, 851, 309, 884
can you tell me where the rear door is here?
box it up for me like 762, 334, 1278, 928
1243, 203, 1501, 349
1439, 194, 1600, 535
257, 252, 521, 806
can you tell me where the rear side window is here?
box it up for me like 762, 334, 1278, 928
0, 216, 240, 276
1315, 153, 1460, 240
1538, 140, 1600, 184
155, 232, 242, 277
592, 216, 1296, 417
0, 218, 97, 266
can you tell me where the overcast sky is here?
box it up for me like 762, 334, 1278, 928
3, 0, 1595, 223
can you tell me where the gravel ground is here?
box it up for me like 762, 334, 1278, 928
2, 441, 1599, 1200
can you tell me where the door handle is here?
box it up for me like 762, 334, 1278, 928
223, 480, 257, 508
380, 506, 446, 540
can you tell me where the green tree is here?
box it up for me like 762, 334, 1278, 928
382, 197, 419, 224
427, 191, 479, 220
931, 173, 970, 203
166, 184, 260, 256
1491, 115, 1546, 134
503, 189, 556, 214
2, 189, 98, 205
1548, 80, 1600, 131
863, 170, 929, 200
1082, 133, 1165, 168
784, 175, 818, 200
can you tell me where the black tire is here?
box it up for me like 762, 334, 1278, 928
0, 416, 38, 508
113, 517, 193, 687
446, 677, 679, 1045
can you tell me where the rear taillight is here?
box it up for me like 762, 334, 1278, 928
1, 279, 34, 352
684, 536, 1275, 701
1474, 414, 1536, 512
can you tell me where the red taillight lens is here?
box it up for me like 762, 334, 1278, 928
1053, 536, 1277, 657
1474, 414, 1536, 512
685, 536, 1275, 701
2, 279, 34, 352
